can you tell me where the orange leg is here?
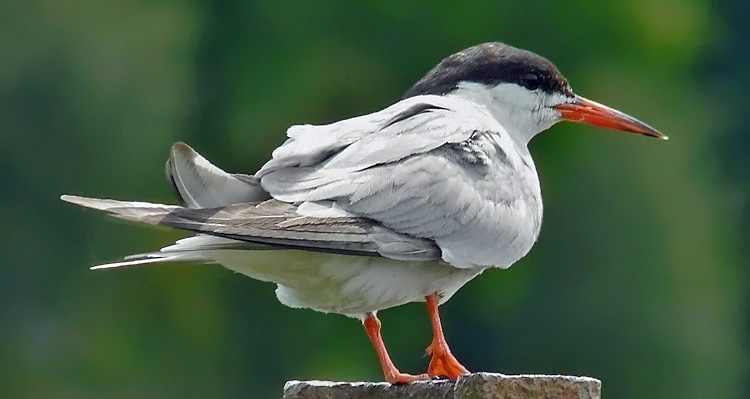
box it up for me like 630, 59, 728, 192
363, 313, 430, 384
425, 293, 469, 379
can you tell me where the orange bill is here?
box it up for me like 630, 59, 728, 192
554, 95, 667, 140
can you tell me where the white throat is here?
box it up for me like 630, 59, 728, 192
450, 81, 564, 145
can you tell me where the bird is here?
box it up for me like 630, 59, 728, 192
61, 42, 666, 384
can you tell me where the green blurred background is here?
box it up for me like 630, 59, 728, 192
2, 1, 747, 398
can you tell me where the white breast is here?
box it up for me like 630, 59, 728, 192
436, 136, 543, 269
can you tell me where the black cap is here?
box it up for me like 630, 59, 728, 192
404, 42, 573, 99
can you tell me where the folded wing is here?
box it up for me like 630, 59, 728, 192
60, 195, 441, 262
257, 95, 537, 268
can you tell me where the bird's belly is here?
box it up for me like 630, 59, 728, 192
205, 249, 481, 318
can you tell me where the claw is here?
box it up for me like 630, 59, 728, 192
386, 372, 431, 385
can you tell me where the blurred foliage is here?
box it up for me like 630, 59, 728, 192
1, 1, 746, 398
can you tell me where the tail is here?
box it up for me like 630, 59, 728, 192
60, 194, 268, 269
65, 142, 271, 269
89, 235, 261, 270
165, 142, 269, 208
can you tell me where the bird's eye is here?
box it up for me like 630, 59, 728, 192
520, 73, 540, 90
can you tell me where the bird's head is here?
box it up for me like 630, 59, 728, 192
404, 42, 667, 144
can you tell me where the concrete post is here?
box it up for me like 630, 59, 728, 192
283, 373, 602, 399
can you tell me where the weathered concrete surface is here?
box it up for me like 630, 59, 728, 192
283, 379, 454, 399
283, 373, 601, 399
454, 373, 601, 399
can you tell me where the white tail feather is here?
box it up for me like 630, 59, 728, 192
90, 235, 253, 270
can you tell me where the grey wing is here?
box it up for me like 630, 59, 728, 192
60, 196, 441, 262
257, 95, 501, 175
257, 95, 537, 268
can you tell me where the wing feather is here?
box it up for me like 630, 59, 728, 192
60, 195, 441, 261
256, 94, 542, 268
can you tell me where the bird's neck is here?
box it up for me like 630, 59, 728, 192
450, 82, 555, 147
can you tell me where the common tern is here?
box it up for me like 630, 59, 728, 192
62, 42, 666, 383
